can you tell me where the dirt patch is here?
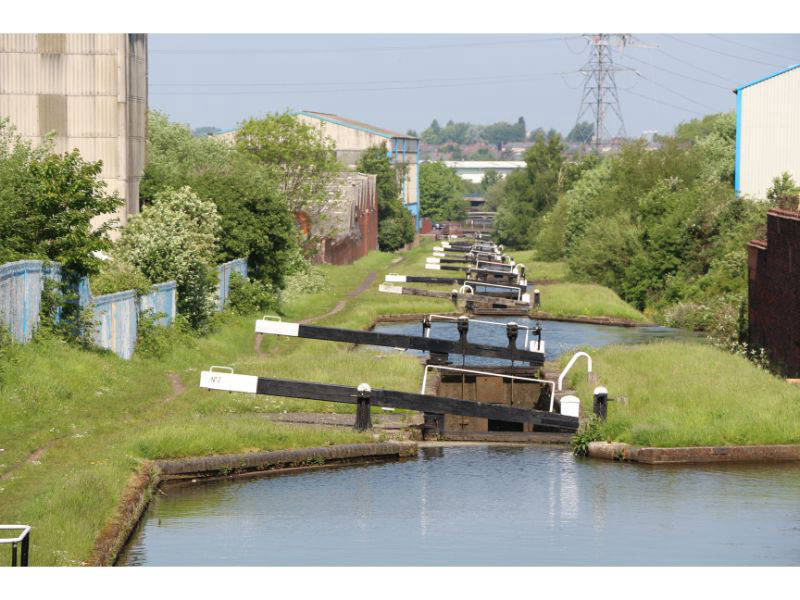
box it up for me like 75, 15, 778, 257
299, 271, 376, 325
163, 373, 185, 403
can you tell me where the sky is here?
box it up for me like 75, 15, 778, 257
147, 33, 800, 139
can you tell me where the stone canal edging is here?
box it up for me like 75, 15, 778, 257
90, 442, 417, 566
587, 441, 800, 464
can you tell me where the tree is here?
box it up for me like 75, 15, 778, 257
567, 121, 594, 144
0, 119, 122, 278
192, 126, 221, 137
480, 170, 503, 193
235, 112, 340, 219
766, 172, 799, 204
141, 111, 300, 287
419, 162, 467, 222
357, 144, 414, 251
116, 186, 220, 331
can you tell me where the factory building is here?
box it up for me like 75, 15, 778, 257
296, 111, 420, 225
735, 63, 800, 199
439, 160, 526, 184
0, 33, 147, 233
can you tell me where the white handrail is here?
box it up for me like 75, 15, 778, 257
426, 314, 535, 347
0, 525, 31, 544
421, 364, 556, 411
557, 351, 593, 395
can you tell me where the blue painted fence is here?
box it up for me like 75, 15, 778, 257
0, 260, 61, 343
1, 257, 243, 359
217, 258, 248, 310
139, 281, 178, 326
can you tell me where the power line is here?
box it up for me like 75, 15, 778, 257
150, 72, 569, 88
620, 88, 705, 116
623, 54, 732, 90
150, 35, 579, 55
655, 48, 737, 85
708, 34, 800, 63
619, 64, 719, 111
150, 72, 574, 96
662, 34, 784, 68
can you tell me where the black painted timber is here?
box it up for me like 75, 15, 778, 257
295, 324, 544, 364
254, 376, 577, 431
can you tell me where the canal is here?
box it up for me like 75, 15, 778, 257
119, 445, 800, 566
369, 316, 701, 366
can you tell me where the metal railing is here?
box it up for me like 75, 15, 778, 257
420, 364, 556, 411
425, 313, 539, 348
1, 525, 30, 566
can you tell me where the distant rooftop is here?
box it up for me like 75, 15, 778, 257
298, 111, 417, 139
440, 161, 527, 169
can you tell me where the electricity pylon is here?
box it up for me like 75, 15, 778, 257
574, 34, 654, 151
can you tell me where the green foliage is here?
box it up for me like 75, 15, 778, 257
226, 272, 279, 316
235, 112, 340, 219
37, 278, 98, 351
356, 144, 414, 251
420, 117, 526, 148
116, 186, 220, 331
566, 121, 594, 144
493, 133, 567, 249
571, 415, 605, 456
0, 119, 123, 277
141, 111, 300, 288
479, 170, 502, 193
280, 262, 328, 304
766, 171, 799, 205
419, 161, 467, 221
90, 260, 151, 296
135, 311, 194, 359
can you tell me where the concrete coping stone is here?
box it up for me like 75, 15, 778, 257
587, 441, 800, 464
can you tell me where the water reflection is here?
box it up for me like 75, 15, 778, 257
370, 318, 701, 364
119, 446, 800, 566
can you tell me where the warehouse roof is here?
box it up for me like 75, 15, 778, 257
298, 111, 416, 139
735, 63, 800, 93
440, 161, 527, 169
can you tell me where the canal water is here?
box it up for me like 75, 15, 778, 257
119, 445, 800, 566
369, 316, 700, 365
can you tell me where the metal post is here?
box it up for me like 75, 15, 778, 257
593, 386, 608, 420
20, 533, 29, 567
533, 289, 541, 309
11, 542, 16, 567
457, 316, 469, 400
507, 322, 518, 404
355, 383, 372, 431
421, 316, 431, 338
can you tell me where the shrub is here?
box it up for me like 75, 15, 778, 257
90, 260, 152, 296
226, 272, 279, 316
116, 186, 220, 332
280, 263, 328, 303
571, 416, 605, 456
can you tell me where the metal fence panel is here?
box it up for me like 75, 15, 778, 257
91, 289, 137, 360
0, 260, 62, 342
139, 280, 177, 326
217, 258, 248, 310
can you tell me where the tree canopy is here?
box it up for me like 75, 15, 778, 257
419, 162, 467, 222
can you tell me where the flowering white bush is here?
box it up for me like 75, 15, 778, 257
116, 186, 221, 330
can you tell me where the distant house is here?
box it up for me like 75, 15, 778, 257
735, 63, 800, 199
296, 111, 420, 225
438, 160, 527, 184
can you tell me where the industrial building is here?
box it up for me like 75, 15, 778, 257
735, 63, 800, 199
296, 111, 420, 224
0, 33, 148, 232
439, 160, 526, 184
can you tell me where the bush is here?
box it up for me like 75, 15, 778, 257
136, 311, 194, 359
280, 263, 328, 303
90, 260, 152, 296
116, 186, 220, 332
226, 272, 279, 316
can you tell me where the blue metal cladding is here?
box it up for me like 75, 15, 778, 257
217, 258, 248, 310
90, 289, 137, 360
735, 89, 742, 194
0, 260, 46, 342
139, 281, 177, 326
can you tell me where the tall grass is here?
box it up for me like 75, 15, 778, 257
565, 341, 800, 447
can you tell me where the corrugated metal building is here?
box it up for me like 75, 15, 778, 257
735, 63, 800, 199
296, 111, 420, 226
0, 33, 148, 233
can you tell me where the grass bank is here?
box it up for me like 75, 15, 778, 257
564, 341, 800, 448
535, 283, 648, 323
0, 242, 451, 565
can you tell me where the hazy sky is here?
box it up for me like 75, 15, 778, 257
148, 33, 800, 138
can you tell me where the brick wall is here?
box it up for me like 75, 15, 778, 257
315, 173, 378, 266
748, 209, 800, 376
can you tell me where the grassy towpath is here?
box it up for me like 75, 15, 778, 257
561, 342, 800, 448
0, 242, 451, 565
